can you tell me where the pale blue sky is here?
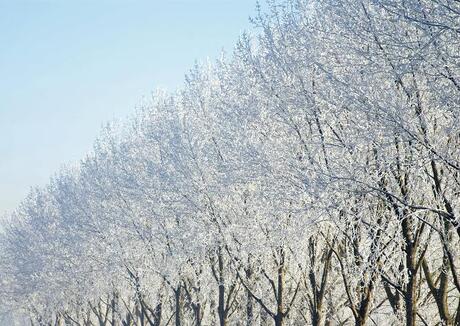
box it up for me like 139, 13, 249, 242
0, 0, 256, 214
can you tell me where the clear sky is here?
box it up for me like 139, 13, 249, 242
0, 0, 256, 215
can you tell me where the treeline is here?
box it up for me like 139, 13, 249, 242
1, 0, 459, 325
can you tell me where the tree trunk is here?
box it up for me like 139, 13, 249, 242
111, 293, 118, 326
218, 247, 227, 326
246, 266, 253, 326
402, 218, 417, 326
194, 303, 202, 326
275, 248, 285, 326
174, 287, 182, 326
153, 302, 162, 326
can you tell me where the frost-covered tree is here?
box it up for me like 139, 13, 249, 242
1, 0, 459, 325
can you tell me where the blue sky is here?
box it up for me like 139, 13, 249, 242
0, 0, 256, 214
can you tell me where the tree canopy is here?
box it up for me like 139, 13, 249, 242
1, 0, 459, 325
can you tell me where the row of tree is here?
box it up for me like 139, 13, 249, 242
1, 0, 459, 325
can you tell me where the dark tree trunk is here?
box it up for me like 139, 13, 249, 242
274, 249, 285, 326
246, 267, 254, 326
153, 302, 162, 326
402, 217, 417, 326
218, 247, 227, 326
174, 287, 182, 326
